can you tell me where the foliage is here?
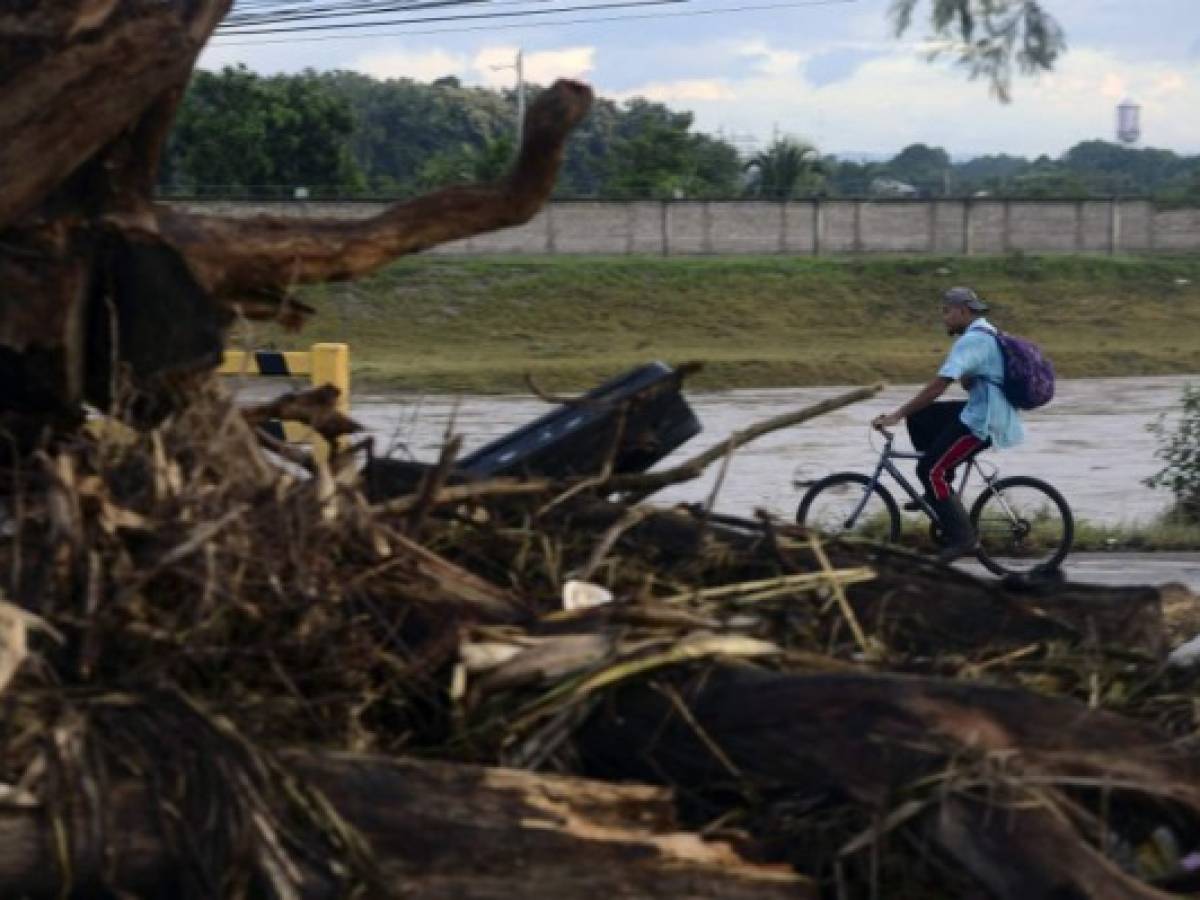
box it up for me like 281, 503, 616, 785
822, 141, 1200, 200
822, 159, 876, 196
881, 143, 952, 196
1004, 157, 1091, 198
743, 139, 825, 199
890, 0, 1066, 101
317, 70, 515, 194
602, 100, 741, 199
954, 153, 1028, 184
1146, 385, 1200, 522
415, 134, 517, 190
160, 67, 1200, 202
162, 70, 741, 199
323, 75, 740, 198
162, 65, 365, 195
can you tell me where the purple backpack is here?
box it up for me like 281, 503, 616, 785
991, 331, 1055, 410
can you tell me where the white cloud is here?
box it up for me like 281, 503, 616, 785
353, 48, 468, 82
1150, 73, 1187, 97
473, 46, 596, 88
735, 39, 805, 77
597, 41, 1200, 156
614, 78, 737, 103
1099, 73, 1128, 101
346, 44, 595, 89
204, 3, 1199, 159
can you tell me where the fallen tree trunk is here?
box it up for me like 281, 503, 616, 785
829, 542, 1169, 655
578, 666, 1200, 899
935, 794, 1176, 900
0, 753, 811, 899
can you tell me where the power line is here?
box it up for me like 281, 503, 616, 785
221, 0, 554, 29
220, 0, 688, 35
212, 0, 856, 43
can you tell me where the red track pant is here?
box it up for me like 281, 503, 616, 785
915, 421, 989, 501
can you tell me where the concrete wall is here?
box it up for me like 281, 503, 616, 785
168, 198, 1200, 256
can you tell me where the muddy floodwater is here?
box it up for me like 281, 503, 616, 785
275, 375, 1196, 526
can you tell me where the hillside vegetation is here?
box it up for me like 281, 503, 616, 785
160, 67, 1200, 203
234, 254, 1200, 393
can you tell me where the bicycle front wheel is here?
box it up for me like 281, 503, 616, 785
796, 473, 901, 543
970, 476, 1074, 577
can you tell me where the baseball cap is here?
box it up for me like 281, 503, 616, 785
942, 286, 989, 312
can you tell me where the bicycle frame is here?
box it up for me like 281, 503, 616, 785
845, 429, 1003, 528
798, 427, 1074, 577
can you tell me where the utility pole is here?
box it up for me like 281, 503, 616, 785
491, 49, 525, 144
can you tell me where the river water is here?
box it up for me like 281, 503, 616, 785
319, 374, 1197, 526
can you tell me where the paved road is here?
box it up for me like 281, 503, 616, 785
959, 552, 1200, 590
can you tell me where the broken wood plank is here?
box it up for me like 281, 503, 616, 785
0, 753, 813, 899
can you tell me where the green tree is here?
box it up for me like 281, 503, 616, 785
322, 71, 512, 195
162, 65, 273, 191
308, 77, 740, 199
890, 0, 1066, 101
1162, 167, 1200, 206
469, 134, 517, 182
1060, 141, 1194, 196
415, 143, 475, 190
689, 136, 742, 197
1146, 385, 1200, 522
743, 139, 825, 199
1007, 162, 1090, 198
953, 153, 1028, 194
602, 100, 740, 198
415, 134, 517, 190
884, 143, 952, 196
824, 159, 880, 197
162, 65, 364, 195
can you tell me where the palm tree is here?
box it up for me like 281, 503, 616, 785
744, 139, 826, 200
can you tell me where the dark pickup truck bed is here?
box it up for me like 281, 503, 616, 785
365, 362, 702, 501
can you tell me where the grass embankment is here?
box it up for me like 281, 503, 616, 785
237, 254, 1200, 393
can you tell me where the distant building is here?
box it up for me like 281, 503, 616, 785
870, 177, 919, 198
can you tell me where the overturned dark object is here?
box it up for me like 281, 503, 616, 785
364, 362, 702, 501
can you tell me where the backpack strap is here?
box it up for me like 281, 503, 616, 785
968, 322, 1004, 388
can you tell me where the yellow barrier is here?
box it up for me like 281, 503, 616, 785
220, 343, 350, 461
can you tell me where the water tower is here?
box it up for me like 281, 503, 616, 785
1117, 98, 1141, 145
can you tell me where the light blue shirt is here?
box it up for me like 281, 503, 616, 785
937, 318, 1025, 449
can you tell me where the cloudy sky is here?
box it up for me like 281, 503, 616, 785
202, 0, 1200, 158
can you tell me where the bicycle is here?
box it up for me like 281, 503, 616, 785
794, 427, 1074, 577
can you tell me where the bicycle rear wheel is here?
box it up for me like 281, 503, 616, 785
970, 476, 1074, 577
796, 473, 901, 543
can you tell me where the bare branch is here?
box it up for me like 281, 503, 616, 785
160, 80, 594, 312
241, 384, 363, 445
615, 384, 884, 503
370, 384, 883, 518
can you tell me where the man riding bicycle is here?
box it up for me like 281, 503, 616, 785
871, 287, 1024, 563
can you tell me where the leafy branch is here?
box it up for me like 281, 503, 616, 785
890, 0, 1067, 102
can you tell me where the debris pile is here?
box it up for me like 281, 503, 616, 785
0, 383, 1198, 898
4, 9, 1200, 895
